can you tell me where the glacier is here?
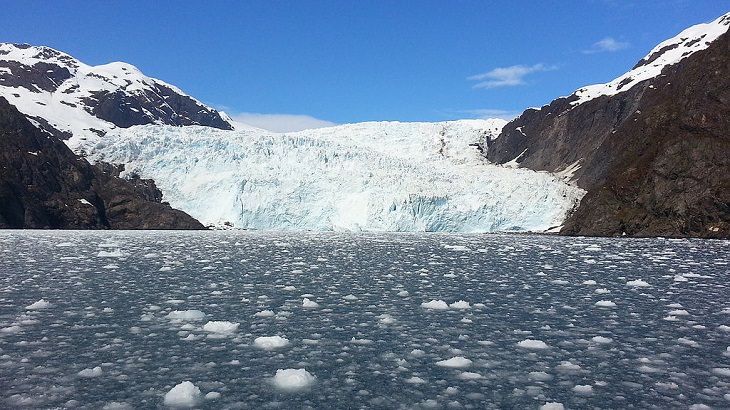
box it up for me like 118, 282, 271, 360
88, 120, 584, 232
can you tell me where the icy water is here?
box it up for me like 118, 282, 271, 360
1, 232, 729, 409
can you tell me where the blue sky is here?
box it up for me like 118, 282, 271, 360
2, 1, 728, 130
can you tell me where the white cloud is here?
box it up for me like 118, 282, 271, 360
468, 63, 556, 89
462, 109, 521, 121
583, 37, 630, 54
229, 112, 336, 133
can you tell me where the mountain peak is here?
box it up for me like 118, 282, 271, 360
570, 11, 730, 106
0, 42, 233, 149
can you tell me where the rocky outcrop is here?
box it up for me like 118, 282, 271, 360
487, 25, 730, 238
0, 97, 204, 229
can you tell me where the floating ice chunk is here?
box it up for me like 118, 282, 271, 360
591, 336, 613, 344
573, 385, 593, 395
205, 392, 221, 400
272, 368, 316, 392
458, 371, 482, 380
405, 376, 426, 384
668, 309, 690, 316
528, 371, 553, 381
302, 298, 319, 308
673, 275, 688, 282
78, 366, 103, 378
25, 299, 52, 310
410, 349, 426, 357
102, 402, 133, 410
517, 339, 549, 350
397, 290, 409, 297
444, 245, 470, 251
582, 280, 597, 285
436, 356, 472, 368
284, 285, 297, 291
343, 294, 358, 301
202, 321, 239, 335
0, 325, 22, 334
350, 337, 373, 345
97, 250, 127, 258
449, 300, 471, 310
711, 368, 730, 377
595, 300, 616, 308
164, 381, 201, 408
540, 403, 565, 410
378, 314, 396, 324
595, 288, 611, 294
166, 310, 205, 321
254, 335, 290, 350
626, 279, 650, 287
678, 337, 699, 347
254, 310, 276, 318
421, 300, 449, 310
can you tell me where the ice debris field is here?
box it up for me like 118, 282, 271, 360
1, 231, 730, 408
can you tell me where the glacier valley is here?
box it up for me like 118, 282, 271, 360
88, 120, 584, 232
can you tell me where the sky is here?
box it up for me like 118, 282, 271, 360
2, 1, 729, 131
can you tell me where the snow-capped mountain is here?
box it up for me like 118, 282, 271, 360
0, 43, 233, 150
88, 120, 584, 232
487, 11, 730, 238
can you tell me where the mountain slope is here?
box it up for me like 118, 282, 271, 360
0, 43, 233, 150
86, 120, 584, 232
486, 12, 730, 238
0, 96, 204, 229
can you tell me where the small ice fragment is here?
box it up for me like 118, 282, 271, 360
436, 356, 472, 368
421, 300, 449, 310
397, 290, 409, 297
591, 336, 613, 344
272, 368, 315, 392
78, 366, 103, 377
458, 371, 482, 380
528, 371, 553, 381
166, 310, 205, 321
582, 280, 597, 285
26, 299, 52, 310
668, 309, 689, 316
163, 381, 201, 408
254, 310, 275, 318
540, 403, 565, 410
626, 279, 650, 287
202, 321, 239, 334
405, 376, 426, 384
253, 335, 289, 350
302, 298, 319, 308
343, 294, 358, 301
573, 384, 593, 395
205, 392, 221, 400
517, 339, 549, 349
449, 300, 471, 310
595, 300, 616, 307
711, 368, 730, 377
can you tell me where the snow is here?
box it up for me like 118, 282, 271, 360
571, 12, 730, 106
271, 368, 315, 392
25, 299, 51, 310
517, 339, 549, 350
163, 381, 201, 408
435, 356, 473, 368
253, 335, 289, 350
87, 121, 583, 232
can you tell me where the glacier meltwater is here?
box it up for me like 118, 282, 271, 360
1, 231, 730, 409
88, 120, 583, 231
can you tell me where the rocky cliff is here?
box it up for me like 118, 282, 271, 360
0, 97, 204, 229
487, 13, 730, 238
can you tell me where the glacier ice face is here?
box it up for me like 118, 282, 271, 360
88, 119, 584, 232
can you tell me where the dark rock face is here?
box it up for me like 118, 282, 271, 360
0, 97, 204, 229
487, 32, 730, 238
81, 84, 233, 130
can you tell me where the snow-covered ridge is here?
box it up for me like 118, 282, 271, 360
87, 120, 584, 232
571, 12, 730, 105
0, 43, 232, 149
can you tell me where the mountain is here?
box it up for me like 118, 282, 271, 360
86, 120, 584, 232
486, 12, 730, 238
0, 43, 233, 151
0, 96, 204, 229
